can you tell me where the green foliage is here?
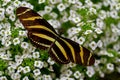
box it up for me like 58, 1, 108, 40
0, 59, 8, 71
22, 58, 34, 69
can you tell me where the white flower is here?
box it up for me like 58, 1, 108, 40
32, 51, 40, 59
0, 14, 5, 21
47, 57, 55, 65
74, 71, 81, 79
57, 3, 66, 11
43, 74, 52, 80
65, 69, 73, 77
22, 76, 29, 80
94, 59, 100, 66
77, 37, 85, 45
6, 6, 14, 15
60, 77, 74, 80
50, 12, 58, 19
84, 30, 93, 35
19, 30, 26, 36
107, 63, 114, 71
34, 61, 44, 69
89, 41, 97, 50
13, 38, 20, 45
11, 72, 21, 80
9, 14, 16, 21
0, 76, 7, 80
23, 66, 31, 74
2, 0, 10, 6
33, 69, 41, 76
89, 8, 97, 15
109, 10, 118, 19
99, 71, 105, 78
68, 0, 77, 4
13, 0, 21, 7
72, 17, 81, 23
98, 10, 107, 19
97, 40, 103, 48
115, 3, 120, 10
0, 8, 5, 15
44, 6, 52, 13
5, 40, 11, 47
86, 66, 95, 77
38, 0, 45, 4
17, 66, 23, 73
94, 28, 103, 34
21, 42, 29, 49
96, 18, 104, 29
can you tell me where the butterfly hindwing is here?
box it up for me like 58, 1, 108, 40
16, 7, 95, 66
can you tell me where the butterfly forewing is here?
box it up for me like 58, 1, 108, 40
16, 7, 95, 66
16, 7, 58, 50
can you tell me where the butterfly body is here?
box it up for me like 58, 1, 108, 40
16, 7, 95, 66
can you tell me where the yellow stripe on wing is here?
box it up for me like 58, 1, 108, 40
22, 16, 42, 21
51, 48, 67, 63
79, 46, 84, 64
27, 25, 55, 35
61, 39, 76, 62
87, 53, 92, 65
17, 9, 31, 16
32, 33, 68, 60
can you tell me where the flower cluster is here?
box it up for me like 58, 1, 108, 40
0, 0, 120, 80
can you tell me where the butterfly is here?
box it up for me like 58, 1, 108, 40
16, 7, 95, 66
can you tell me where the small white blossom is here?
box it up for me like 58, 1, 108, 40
99, 71, 105, 78
34, 61, 44, 69
9, 14, 16, 21
6, 6, 14, 15
32, 51, 40, 59
47, 57, 55, 65
11, 72, 21, 80
107, 63, 114, 71
23, 66, 31, 74
17, 66, 23, 73
89, 41, 97, 50
97, 40, 103, 48
50, 12, 58, 19
72, 17, 81, 23
0, 76, 7, 80
43, 74, 52, 80
44, 6, 52, 13
74, 71, 81, 79
57, 3, 66, 11
109, 10, 118, 19
86, 66, 95, 77
33, 69, 41, 76
68, 0, 77, 4
13, 0, 21, 7
19, 30, 26, 36
13, 38, 20, 45
95, 28, 103, 34
22, 76, 29, 80
77, 37, 85, 45
0, 8, 5, 15
84, 30, 93, 35
21, 42, 29, 49
38, 0, 45, 4
96, 18, 104, 29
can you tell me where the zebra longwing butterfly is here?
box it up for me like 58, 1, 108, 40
16, 7, 95, 66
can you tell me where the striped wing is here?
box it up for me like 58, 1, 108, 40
16, 7, 95, 66
16, 7, 58, 50
49, 36, 95, 66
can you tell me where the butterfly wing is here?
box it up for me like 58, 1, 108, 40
55, 36, 95, 66
16, 7, 58, 50
16, 7, 95, 65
